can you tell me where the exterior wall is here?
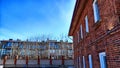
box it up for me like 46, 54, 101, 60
0, 40, 73, 60
70, 0, 120, 68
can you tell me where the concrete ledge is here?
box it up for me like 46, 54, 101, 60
52, 60, 62, 65
17, 60, 26, 64
6, 60, 14, 64
64, 60, 74, 65
40, 60, 50, 65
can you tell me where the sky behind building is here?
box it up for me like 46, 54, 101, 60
0, 0, 76, 40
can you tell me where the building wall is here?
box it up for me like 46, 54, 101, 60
71, 0, 120, 68
0, 40, 74, 60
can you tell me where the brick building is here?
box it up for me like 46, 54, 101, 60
69, 0, 120, 68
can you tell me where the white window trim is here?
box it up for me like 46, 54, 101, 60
80, 25, 83, 39
99, 52, 106, 68
77, 57, 79, 68
76, 58, 78, 68
85, 16, 89, 32
83, 56, 86, 68
93, 0, 100, 23
79, 56, 82, 68
77, 31, 79, 43
88, 55, 93, 68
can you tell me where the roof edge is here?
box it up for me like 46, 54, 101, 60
68, 0, 80, 36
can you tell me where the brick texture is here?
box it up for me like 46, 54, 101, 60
69, 0, 120, 68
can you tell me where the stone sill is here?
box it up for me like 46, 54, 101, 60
93, 19, 102, 30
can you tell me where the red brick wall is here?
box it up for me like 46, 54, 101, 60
115, 0, 120, 14
72, 0, 120, 68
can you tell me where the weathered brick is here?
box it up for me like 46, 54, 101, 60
69, 0, 120, 68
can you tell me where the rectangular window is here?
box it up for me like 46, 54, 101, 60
83, 56, 86, 68
85, 16, 89, 32
79, 56, 82, 68
76, 58, 78, 68
88, 55, 93, 68
99, 52, 107, 68
119, 16, 120, 22
93, 0, 100, 23
77, 31, 79, 43
77, 57, 79, 68
80, 25, 83, 39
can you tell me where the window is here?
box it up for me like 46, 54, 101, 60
77, 31, 79, 43
85, 16, 89, 32
49, 42, 54, 46
93, 0, 100, 23
80, 25, 83, 39
79, 57, 82, 68
83, 56, 86, 68
49, 42, 55, 48
88, 55, 93, 68
55, 44, 59, 49
77, 57, 79, 68
119, 16, 120, 22
99, 52, 107, 68
75, 58, 77, 68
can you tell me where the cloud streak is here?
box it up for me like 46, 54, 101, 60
0, 0, 76, 40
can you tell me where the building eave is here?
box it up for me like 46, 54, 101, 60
68, 0, 88, 36
68, 0, 79, 36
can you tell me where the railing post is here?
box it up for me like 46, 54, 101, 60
26, 56, 28, 65
14, 55, 18, 65
38, 56, 40, 65
3, 56, 7, 65
62, 56, 64, 65
50, 55, 52, 65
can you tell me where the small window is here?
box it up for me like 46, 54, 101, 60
88, 55, 93, 68
85, 16, 89, 32
99, 52, 107, 68
119, 16, 120, 22
83, 56, 86, 68
77, 31, 79, 43
93, 0, 100, 23
77, 57, 79, 68
80, 25, 83, 39
76, 58, 78, 68
79, 56, 82, 68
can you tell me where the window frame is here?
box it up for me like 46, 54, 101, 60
99, 52, 107, 68
85, 16, 89, 33
77, 31, 79, 43
79, 56, 82, 68
88, 55, 93, 68
80, 25, 83, 39
93, 0, 100, 23
83, 56, 86, 68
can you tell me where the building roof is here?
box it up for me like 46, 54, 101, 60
0, 39, 72, 44
68, 0, 87, 36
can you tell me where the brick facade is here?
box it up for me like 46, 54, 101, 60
69, 0, 120, 68
0, 40, 73, 60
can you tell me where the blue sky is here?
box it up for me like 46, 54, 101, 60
0, 0, 76, 40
